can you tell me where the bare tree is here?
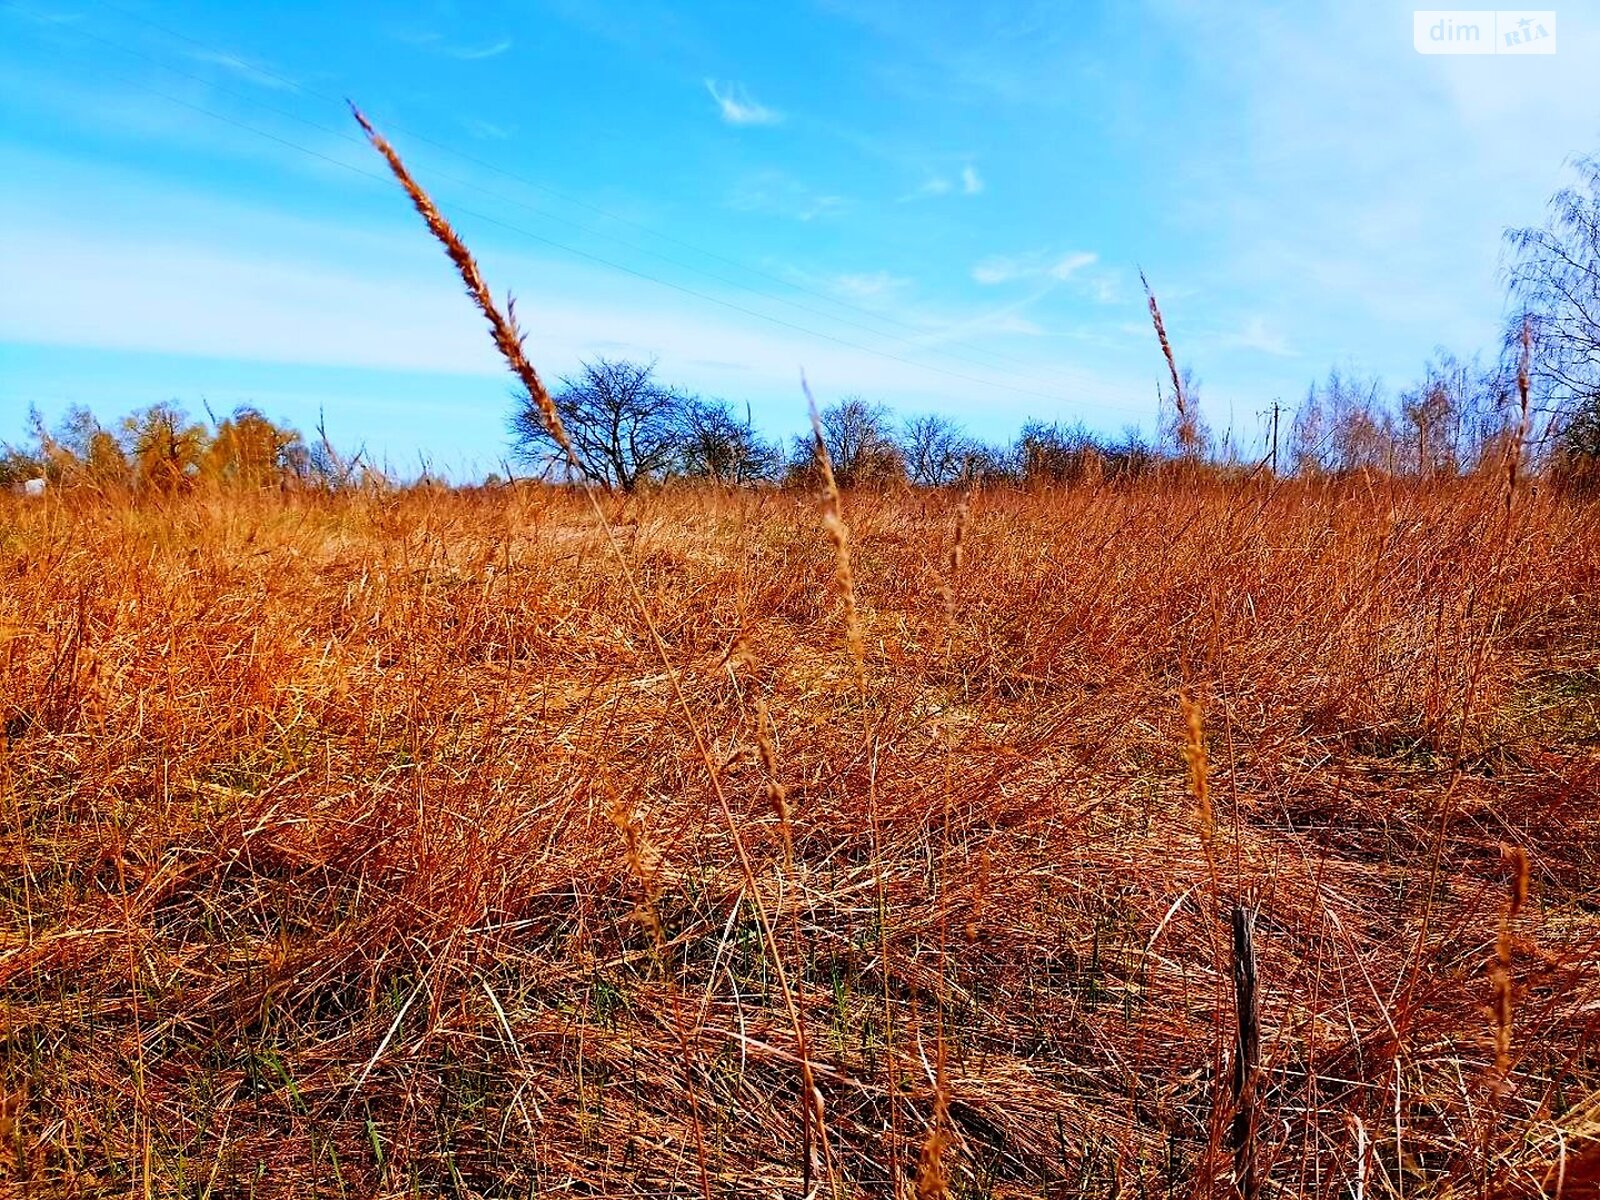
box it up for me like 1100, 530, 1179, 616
679, 397, 779, 483
1507, 156, 1600, 413
1290, 368, 1394, 475
1505, 155, 1600, 465
1102, 426, 1157, 479
1400, 377, 1458, 478
960, 440, 1018, 484
122, 403, 209, 492
511, 358, 685, 491
789, 395, 903, 487
1157, 366, 1211, 458
899, 412, 970, 486
1399, 350, 1517, 476
1014, 419, 1098, 484
204, 407, 306, 486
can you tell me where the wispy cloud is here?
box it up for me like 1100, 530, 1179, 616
394, 31, 514, 61
899, 166, 983, 202
972, 250, 1098, 285
450, 38, 513, 60
899, 176, 952, 202
1218, 316, 1296, 357
186, 49, 298, 92
730, 170, 843, 220
971, 258, 1020, 286
704, 80, 783, 126
462, 118, 514, 141
799, 196, 844, 221
830, 271, 912, 301
0, 4, 85, 28
909, 292, 1053, 346
1049, 251, 1096, 280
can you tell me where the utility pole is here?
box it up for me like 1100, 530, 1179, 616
1268, 399, 1282, 475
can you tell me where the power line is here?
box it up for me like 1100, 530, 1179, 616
71, 0, 1088, 381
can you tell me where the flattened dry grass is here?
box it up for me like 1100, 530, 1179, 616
2, 477, 1600, 1197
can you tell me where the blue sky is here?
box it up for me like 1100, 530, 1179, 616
2, 0, 1597, 477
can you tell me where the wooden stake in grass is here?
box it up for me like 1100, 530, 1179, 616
1230, 905, 1262, 1200
1505, 318, 1534, 517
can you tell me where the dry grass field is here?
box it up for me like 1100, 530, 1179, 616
3, 475, 1599, 1198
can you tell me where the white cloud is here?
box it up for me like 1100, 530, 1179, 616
393, 31, 514, 60
1087, 274, 1120, 304
0, 205, 1158, 436
901, 168, 983, 202
1048, 251, 1097, 279
1218, 316, 1296, 358
1131, 1, 1600, 383
972, 256, 1025, 285
830, 271, 911, 301
462, 118, 514, 141
450, 39, 514, 61
704, 79, 783, 126
185, 50, 298, 91
729, 170, 844, 220
900, 176, 953, 202
973, 249, 1099, 286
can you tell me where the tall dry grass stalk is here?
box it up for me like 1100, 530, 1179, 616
915, 1064, 953, 1200
919, 492, 970, 1200
802, 375, 899, 1186
352, 104, 833, 1196
1179, 690, 1216, 877
606, 788, 664, 949
1483, 844, 1532, 1192
348, 106, 572, 466
755, 698, 793, 863
1142, 270, 1198, 454
1491, 844, 1531, 1078
804, 379, 867, 698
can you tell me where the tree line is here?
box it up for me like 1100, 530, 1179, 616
9, 152, 1600, 494
507, 357, 1167, 490
0, 402, 363, 492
